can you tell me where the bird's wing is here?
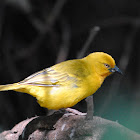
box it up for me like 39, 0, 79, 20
19, 67, 76, 87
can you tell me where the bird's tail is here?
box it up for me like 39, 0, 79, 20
0, 83, 20, 91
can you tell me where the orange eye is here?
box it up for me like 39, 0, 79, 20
104, 64, 110, 68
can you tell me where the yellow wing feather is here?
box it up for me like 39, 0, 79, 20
19, 67, 77, 87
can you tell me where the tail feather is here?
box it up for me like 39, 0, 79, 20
0, 83, 20, 91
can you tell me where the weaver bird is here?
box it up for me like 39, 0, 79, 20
0, 52, 122, 114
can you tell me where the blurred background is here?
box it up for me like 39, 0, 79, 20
0, 0, 139, 135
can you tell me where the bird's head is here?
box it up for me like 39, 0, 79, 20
85, 52, 122, 78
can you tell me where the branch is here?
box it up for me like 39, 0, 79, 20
77, 26, 100, 59
55, 18, 71, 63
95, 16, 140, 28
15, 0, 67, 59
0, 111, 140, 140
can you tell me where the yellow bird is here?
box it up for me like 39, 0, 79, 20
0, 52, 122, 111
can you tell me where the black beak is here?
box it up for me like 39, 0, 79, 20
109, 65, 123, 75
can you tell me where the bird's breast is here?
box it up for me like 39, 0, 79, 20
36, 74, 104, 110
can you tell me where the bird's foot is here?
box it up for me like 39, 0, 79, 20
65, 108, 87, 115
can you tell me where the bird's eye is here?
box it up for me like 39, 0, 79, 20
104, 64, 110, 68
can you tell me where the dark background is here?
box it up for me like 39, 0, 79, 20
0, 0, 139, 135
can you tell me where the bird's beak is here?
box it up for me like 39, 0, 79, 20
109, 65, 123, 74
